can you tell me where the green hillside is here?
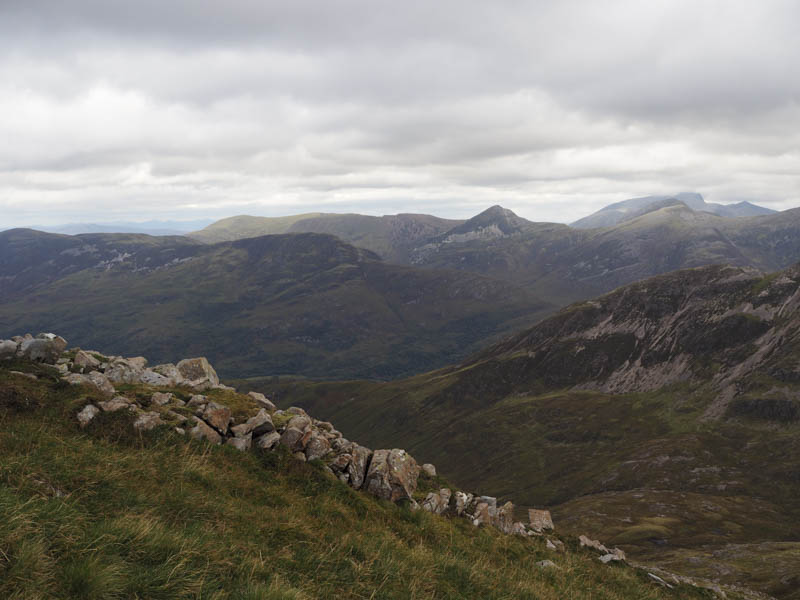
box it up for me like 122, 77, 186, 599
245, 263, 800, 599
0, 356, 729, 600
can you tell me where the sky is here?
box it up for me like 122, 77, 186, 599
1, 0, 799, 228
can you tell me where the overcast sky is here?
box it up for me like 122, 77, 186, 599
1, 0, 799, 228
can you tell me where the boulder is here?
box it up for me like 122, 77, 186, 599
138, 369, 172, 386
105, 359, 145, 384
494, 501, 515, 534
536, 560, 557, 569
255, 431, 281, 450
421, 488, 452, 515
304, 432, 331, 461
151, 392, 173, 406
528, 509, 554, 532
133, 411, 165, 431
186, 394, 207, 408
190, 418, 223, 445
127, 356, 148, 369
248, 391, 276, 411
99, 396, 132, 412
73, 350, 101, 371
77, 404, 100, 427
202, 401, 232, 434
0, 339, 19, 360
176, 357, 219, 390
598, 553, 623, 564
249, 409, 274, 436
329, 453, 351, 475
421, 463, 437, 478
21, 336, 67, 363
152, 363, 184, 385
347, 445, 372, 490
280, 427, 311, 453
227, 434, 252, 451
287, 414, 311, 430
364, 449, 419, 502
64, 372, 115, 398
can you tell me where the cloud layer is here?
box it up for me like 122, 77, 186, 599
2, 0, 799, 227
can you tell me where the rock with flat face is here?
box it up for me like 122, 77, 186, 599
133, 411, 165, 431
77, 404, 100, 427
138, 369, 172, 386
495, 501, 515, 534
528, 509, 554, 532
347, 445, 372, 490
105, 359, 146, 384
247, 391, 276, 411
364, 448, 419, 502
190, 417, 222, 445
255, 431, 281, 450
151, 363, 184, 385
74, 350, 101, 371
280, 427, 311, 453
202, 401, 232, 434
249, 409, 274, 436
176, 357, 219, 390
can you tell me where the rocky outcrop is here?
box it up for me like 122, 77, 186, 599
5, 332, 552, 540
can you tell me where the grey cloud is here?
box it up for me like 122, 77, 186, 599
1, 0, 799, 228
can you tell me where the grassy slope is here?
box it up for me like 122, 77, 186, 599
188, 214, 330, 244
0, 362, 720, 600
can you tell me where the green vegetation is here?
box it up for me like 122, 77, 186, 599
0, 362, 719, 600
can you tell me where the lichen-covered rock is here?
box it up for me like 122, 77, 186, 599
202, 401, 232, 434
364, 448, 419, 502
347, 445, 372, 490
421, 488, 452, 515
151, 363, 184, 385
247, 391, 276, 411
304, 432, 331, 461
280, 427, 311, 453
176, 357, 219, 390
190, 417, 222, 444
454, 491, 473, 516
105, 358, 145, 384
528, 509, 554, 532
133, 411, 165, 431
64, 371, 116, 398
77, 404, 100, 427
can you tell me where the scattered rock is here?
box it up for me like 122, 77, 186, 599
77, 404, 100, 427
0, 339, 18, 360
364, 449, 419, 502
64, 371, 116, 398
133, 411, 165, 431
421, 488, 452, 515
421, 463, 437, 477
99, 396, 132, 412
647, 573, 674, 588
304, 432, 332, 461
598, 553, 623, 564
9, 370, 37, 380
21, 336, 67, 363
151, 392, 173, 406
73, 350, 101, 371
536, 560, 557, 569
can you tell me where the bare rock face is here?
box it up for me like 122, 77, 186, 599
190, 417, 222, 445
364, 449, 419, 502
202, 402, 232, 434
528, 509, 554, 532
347, 445, 372, 490
176, 357, 219, 390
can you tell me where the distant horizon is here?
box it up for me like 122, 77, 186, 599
2, 192, 791, 234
